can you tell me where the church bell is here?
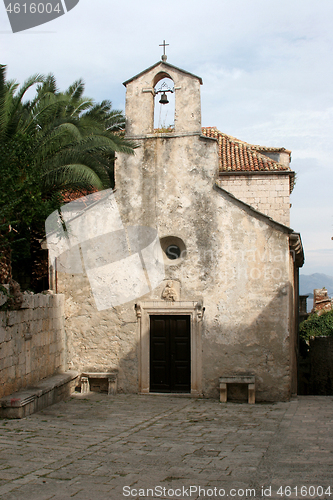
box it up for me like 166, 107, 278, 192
159, 92, 169, 105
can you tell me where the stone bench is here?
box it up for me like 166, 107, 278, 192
80, 372, 117, 395
219, 375, 255, 404
0, 371, 79, 419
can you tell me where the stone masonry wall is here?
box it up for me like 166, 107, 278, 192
0, 293, 66, 398
219, 174, 290, 227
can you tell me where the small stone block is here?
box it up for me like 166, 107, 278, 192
80, 376, 90, 394
108, 376, 117, 395
248, 383, 255, 404
219, 382, 227, 403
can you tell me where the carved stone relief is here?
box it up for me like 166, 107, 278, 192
162, 281, 178, 301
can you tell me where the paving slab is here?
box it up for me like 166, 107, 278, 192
0, 394, 332, 500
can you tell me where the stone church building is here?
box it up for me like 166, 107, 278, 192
56, 57, 304, 401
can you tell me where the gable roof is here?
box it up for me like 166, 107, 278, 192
202, 127, 291, 173
123, 61, 203, 86
202, 127, 295, 192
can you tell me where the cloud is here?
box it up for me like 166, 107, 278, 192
1, 0, 333, 275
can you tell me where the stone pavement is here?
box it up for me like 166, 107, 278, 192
0, 394, 332, 500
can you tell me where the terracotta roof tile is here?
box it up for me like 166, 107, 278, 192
62, 189, 99, 204
202, 127, 291, 173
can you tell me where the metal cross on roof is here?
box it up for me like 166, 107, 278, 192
159, 40, 169, 62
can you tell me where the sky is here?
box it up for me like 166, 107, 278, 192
1, 0, 333, 276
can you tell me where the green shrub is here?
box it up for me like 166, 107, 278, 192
299, 309, 333, 341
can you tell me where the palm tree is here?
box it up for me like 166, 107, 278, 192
0, 65, 136, 290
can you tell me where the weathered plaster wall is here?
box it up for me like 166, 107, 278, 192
218, 174, 291, 227
116, 131, 293, 401
289, 253, 298, 396
0, 293, 66, 398
198, 206, 291, 401
58, 132, 293, 400
58, 273, 139, 393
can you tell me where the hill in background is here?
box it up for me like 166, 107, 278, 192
299, 273, 333, 298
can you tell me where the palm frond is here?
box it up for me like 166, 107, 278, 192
65, 79, 85, 100
68, 98, 94, 117
15, 73, 45, 104
31, 74, 58, 108
5, 79, 19, 94
0, 65, 7, 138
32, 122, 84, 163
41, 163, 107, 194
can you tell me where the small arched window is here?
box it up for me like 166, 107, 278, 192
153, 74, 175, 132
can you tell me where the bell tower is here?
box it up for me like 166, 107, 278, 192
122, 50, 203, 136
115, 48, 219, 232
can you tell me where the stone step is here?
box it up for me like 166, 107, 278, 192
0, 371, 78, 419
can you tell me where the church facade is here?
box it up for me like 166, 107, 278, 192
56, 58, 304, 401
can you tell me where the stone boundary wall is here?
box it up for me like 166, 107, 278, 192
0, 293, 66, 399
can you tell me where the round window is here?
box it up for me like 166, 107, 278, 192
165, 245, 181, 260
160, 236, 186, 262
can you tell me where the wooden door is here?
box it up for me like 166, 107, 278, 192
150, 315, 191, 393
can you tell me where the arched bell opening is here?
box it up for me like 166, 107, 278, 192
153, 73, 175, 132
